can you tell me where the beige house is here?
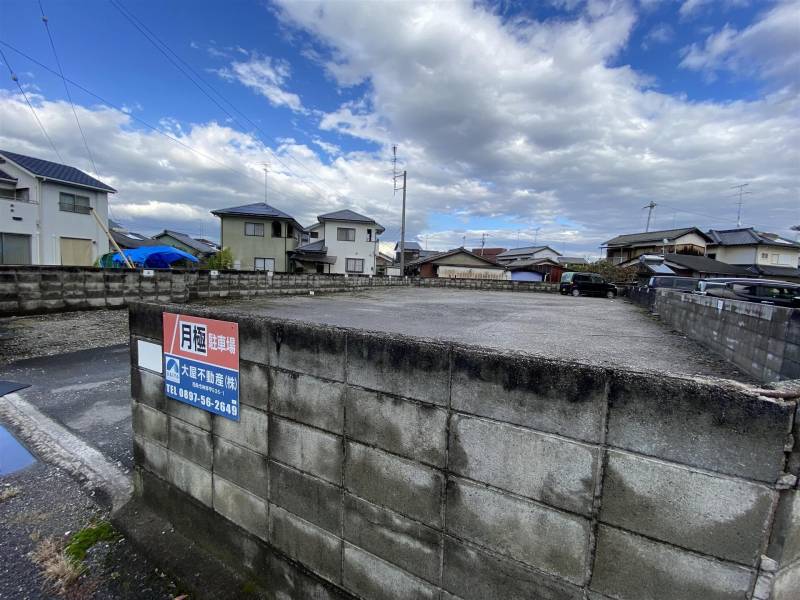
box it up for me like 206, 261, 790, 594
211, 202, 303, 272
603, 227, 711, 265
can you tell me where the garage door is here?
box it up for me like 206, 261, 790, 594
60, 237, 93, 266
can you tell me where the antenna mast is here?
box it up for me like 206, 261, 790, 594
262, 162, 270, 203
642, 201, 657, 232
730, 183, 751, 228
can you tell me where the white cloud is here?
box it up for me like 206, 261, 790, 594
218, 54, 305, 112
680, 1, 800, 83
642, 22, 673, 49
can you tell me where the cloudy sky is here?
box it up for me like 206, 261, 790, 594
0, 0, 797, 257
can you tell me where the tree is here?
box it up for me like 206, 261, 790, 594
565, 260, 638, 283
204, 247, 234, 270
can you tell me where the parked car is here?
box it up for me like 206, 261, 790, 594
559, 272, 617, 298
695, 278, 800, 308
646, 276, 699, 291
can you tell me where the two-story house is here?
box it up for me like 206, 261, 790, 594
602, 227, 711, 265
0, 150, 115, 265
290, 210, 384, 274
495, 245, 562, 266
707, 228, 800, 281
211, 202, 303, 272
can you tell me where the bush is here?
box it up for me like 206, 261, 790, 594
565, 260, 637, 283
205, 247, 233, 270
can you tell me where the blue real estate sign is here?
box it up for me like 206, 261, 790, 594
162, 312, 240, 421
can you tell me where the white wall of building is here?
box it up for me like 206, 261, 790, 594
0, 159, 109, 265
319, 220, 378, 275
438, 265, 509, 280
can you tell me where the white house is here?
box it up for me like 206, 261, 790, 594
290, 209, 383, 275
0, 150, 115, 265
707, 227, 800, 281
495, 245, 562, 265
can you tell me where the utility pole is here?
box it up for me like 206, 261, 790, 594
533, 227, 541, 245
730, 183, 750, 227
262, 162, 270, 204
642, 201, 657, 232
479, 232, 489, 256
397, 170, 407, 275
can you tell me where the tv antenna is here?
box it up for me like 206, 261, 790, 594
730, 183, 752, 227
642, 201, 657, 232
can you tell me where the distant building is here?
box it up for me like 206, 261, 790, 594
109, 220, 160, 250
291, 209, 384, 275
152, 229, 218, 260
470, 247, 507, 261
211, 202, 303, 272
0, 149, 115, 265
495, 245, 561, 265
603, 227, 710, 265
707, 228, 800, 281
394, 240, 422, 264
406, 247, 507, 279
375, 252, 394, 276
557, 256, 589, 266
506, 257, 564, 282
635, 254, 752, 280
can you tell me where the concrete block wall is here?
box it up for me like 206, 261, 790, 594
129, 301, 800, 600
0, 266, 558, 317
649, 290, 799, 383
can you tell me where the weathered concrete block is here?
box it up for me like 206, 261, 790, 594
214, 404, 268, 455
130, 367, 166, 411
269, 504, 342, 584
132, 402, 168, 446
168, 417, 212, 469
449, 414, 598, 515
590, 526, 753, 600
442, 536, 583, 600
607, 373, 793, 482
268, 321, 346, 381
212, 475, 268, 541
269, 460, 341, 534
346, 332, 450, 406
344, 494, 441, 584
270, 369, 345, 433
213, 435, 268, 499
167, 397, 212, 432
451, 348, 607, 443
129, 302, 164, 341
133, 435, 168, 479
269, 416, 342, 484
773, 561, 800, 600
346, 388, 447, 467
600, 450, 774, 566
446, 477, 589, 584
343, 543, 438, 600
238, 360, 269, 411
345, 442, 443, 528
167, 450, 212, 507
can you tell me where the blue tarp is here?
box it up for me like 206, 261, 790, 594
109, 245, 199, 268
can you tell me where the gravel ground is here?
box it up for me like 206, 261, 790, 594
0, 457, 179, 600
0, 310, 129, 365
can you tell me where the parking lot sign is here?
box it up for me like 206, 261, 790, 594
162, 312, 239, 421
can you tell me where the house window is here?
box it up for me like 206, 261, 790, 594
761, 252, 769, 259
367, 228, 373, 242
59, 192, 91, 214
310, 231, 319, 239
771, 253, 780, 265
244, 222, 264, 236
346, 258, 364, 273
272, 222, 283, 238
337, 227, 355, 242
0, 232, 32, 265
254, 257, 275, 272
286, 224, 294, 238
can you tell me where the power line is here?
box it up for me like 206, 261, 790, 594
107, 0, 334, 203
38, 0, 97, 174
0, 40, 296, 201
0, 47, 62, 161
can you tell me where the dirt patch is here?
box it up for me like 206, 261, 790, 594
0, 310, 128, 365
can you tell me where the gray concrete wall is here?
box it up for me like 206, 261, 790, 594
128, 302, 800, 600
649, 290, 799, 383
0, 266, 557, 317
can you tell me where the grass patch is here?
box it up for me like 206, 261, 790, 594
0, 485, 20, 502
30, 538, 85, 593
65, 521, 119, 562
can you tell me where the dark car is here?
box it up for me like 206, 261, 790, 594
695, 278, 800, 308
559, 272, 617, 298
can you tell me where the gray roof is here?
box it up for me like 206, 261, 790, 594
707, 228, 800, 249
603, 227, 710, 247
154, 230, 217, 255
211, 202, 300, 226
406, 247, 503, 268
496, 245, 560, 258
747, 264, 800, 278
395, 241, 422, 251
0, 149, 116, 192
290, 239, 327, 254
111, 230, 161, 249
557, 256, 589, 265
0, 168, 17, 183
663, 253, 750, 276
318, 209, 385, 233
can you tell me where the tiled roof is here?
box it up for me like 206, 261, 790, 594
394, 241, 422, 251
496, 245, 561, 258
111, 230, 161, 249
663, 253, 750, 276
603, 227, 709, 247
290, 239, 327, 253
406, 247, 503, 267
318, 209, 385, 233
155, 230, 217, 255
557, 256, 589, 265
212, 202, 296, 219
747, 264, 800, 278
0, 149, 116, 192
707, 228, 800, 249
